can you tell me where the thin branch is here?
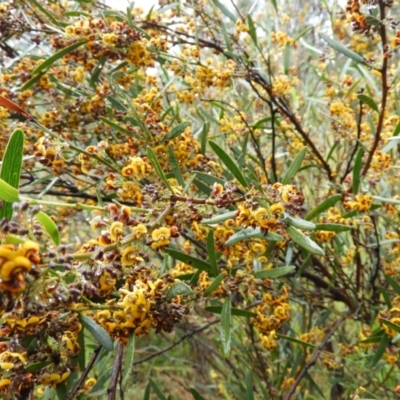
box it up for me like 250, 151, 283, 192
108, 342, 124, 400
283, 315, 347, 400
66, 345, 102, 400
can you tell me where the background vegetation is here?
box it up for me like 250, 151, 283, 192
1, 0, 400, 398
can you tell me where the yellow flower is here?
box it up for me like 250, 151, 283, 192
151, 227, 171, 242
131, 224, 147, 240
110, 221, 124, 242
0, 379, 11, 389
121, 246, 143, 266
270, 203, 285, 216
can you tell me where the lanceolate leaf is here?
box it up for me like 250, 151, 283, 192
353, 148, 364, 195
0, 179, 20, 204
254, 265, 295, 279
206, 306, 257, 318
211, 0, 236, 22
166, 281, 193, 300
220, 297, 232, 356
284, 214, 316, 230
319, 33, 366, 65
282, 147, 307, 184
315, 223, 350, 232
79, 315, 114, 351
287, 226, 325, 255
206, 231, 219, 277
305, 194, 342, 221
247, 15, 257, 46
0, 129, 24, 219
146, 147, 174, 193
165, 248, 212, 272
33, 40, 87, 74
35, 211, 60, 245
122, 334, 135, 390
209, 141, 249, 188
164, 121, 190, 141
357, 93, 379, 112
204, 273, 225, 296
202, 211, 236, 225
225, 227, 283, 246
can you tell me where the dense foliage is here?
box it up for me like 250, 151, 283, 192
1, 0, 400, 398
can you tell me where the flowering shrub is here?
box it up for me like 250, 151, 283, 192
1, 0, 400, 398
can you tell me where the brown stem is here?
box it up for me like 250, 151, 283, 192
108, 342, 124, 400
362, 0, 389, 176
66, 345, 102, 400
283, 315, 347, 400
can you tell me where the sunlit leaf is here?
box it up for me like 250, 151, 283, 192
166, 281, 193, 300
35, 211, 60, 246
305, 194, 342, 221
287, 226, 325, 255
204, 273, 225, 296
282, 147, 307, 184
165, 248, 211, 272
79, 315, 114, 351
220, 297, 232, 356
254, 266, 295, 279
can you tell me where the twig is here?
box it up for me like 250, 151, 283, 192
66, 345, 102, 400
108, 343, 124, 400
283, 315, 346, 400
362, 0, 389, 176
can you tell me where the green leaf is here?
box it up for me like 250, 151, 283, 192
0, 129, 24, 219
99, 116, 136, 136
225, 227, 283, 246
357, 93, 379, 112
79, 315, 114, 351
168, 146, 184, 187
26, 360, 52, 372
33, 40, 87, 74
204, 273, 225, 296
211, 0, 236, 22
202, 211, 236, 225
147, 147, 174, 193
165, 248, 211, 272
77, 329, 85, 372
277, 334, 316, 348
245, 370, 255, 400
353, 148, 364, 195
35, 211, 60, 245
315, 224, 350, 232
122, 334, 135, 390
369, 333, 389, 367
254, 266, 295, 279
381, 319, 400, 334
207, 231, 219, 277
206, 306, 257, 318
90, 56, 106, 87
372, 195, 400, 205
166, 281, 193, 300
143, 381, 151, 400
30, 0, 65, 27
190, 388, 206, 400
89, 367, 113, 396
20, 71, 46, 91
380, 287, 392, 309
282, 147, 307, 184
284, 214, 316, 230
283, 43, 291, 75
165, 122, 190, 141
55, 383, 67, 400
209, 141, 249, 188
305, 194, 342, 221
382, 121, 400, 152
385, 274, 400, 296
287, 226, 325, 255
0, 179, 20, 203
220, 297, 232, 357
247, 15, 257, 46
319, 33, 366, 65
149, 380, 168, 400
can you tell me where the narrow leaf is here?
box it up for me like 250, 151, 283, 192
369, 333, 389, 367
168, 146, 184, 187
146, 147, 174, 193
287, 226, 325, 255
305, 194, 342, 221
204, 273, 225, 296
284, 214, 316, 230
209, 141, 249, 188
315, 223, 350, 232
79, 315, 114, 351
165, 248, 211, 272
211, 0, 237, 22
254, 265, 295, 279
190, 388, 206, 400
206, 306, 257, 318
33, 40, 87, 74
122, 334, 135, 390
99, 117, 136, 136
247, 15, 257, 46
225, 227, 283, 246
277, 334, 316, 348
385, 274, 400, 296
0, 129, 24, 219
207, 231, 219, 277
220, 297, 232, 356
282, 147, 307, 184
357, 93, 379, 112
35, 211, 60, 246
202, 211, 236, 225
165, 122, 190, 141
166, 281, 193, 300
319, 33, 365, 65
353, 148, 364, 195
0, 179, 20, 203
